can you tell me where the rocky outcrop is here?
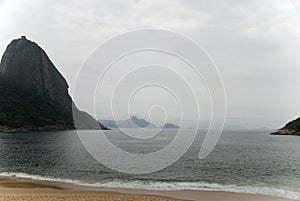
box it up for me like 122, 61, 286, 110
271, 117, 300, 135
0, 36, 108, 131
0, 36, 72, 108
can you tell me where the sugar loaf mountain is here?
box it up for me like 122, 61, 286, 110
0, 36, 108, 131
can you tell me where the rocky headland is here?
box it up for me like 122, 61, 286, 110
0, 36, 108, 131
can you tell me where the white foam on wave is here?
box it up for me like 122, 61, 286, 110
0, 172, 299, 200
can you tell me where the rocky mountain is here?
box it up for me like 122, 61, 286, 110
272, 117, 300, 135
163, 123, 179, 129
100, 117, 180, 129
100, 116, 157, 129
0, 36, 107, 131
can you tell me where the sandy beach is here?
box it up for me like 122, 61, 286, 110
0, 176, 294, 201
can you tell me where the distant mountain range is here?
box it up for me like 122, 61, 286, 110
99, 116, 179, 129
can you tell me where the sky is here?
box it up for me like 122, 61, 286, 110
0, 0, 300, 129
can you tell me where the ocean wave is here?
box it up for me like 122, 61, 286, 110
0, 172, 299, 200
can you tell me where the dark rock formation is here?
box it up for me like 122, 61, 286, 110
271, 117, 300, 136
0, 36, 108, 131
0, 36, 72, 108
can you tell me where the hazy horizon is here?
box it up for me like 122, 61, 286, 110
1, 0, 300, 129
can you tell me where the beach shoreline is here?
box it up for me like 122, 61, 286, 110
0, 176, 295, 201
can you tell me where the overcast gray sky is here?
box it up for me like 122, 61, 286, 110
0, 0, 300, 128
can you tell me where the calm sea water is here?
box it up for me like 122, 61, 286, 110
0, 129, 299, 199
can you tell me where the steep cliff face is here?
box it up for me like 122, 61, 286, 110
0, 36, 107, 131
0, 36, 72, 109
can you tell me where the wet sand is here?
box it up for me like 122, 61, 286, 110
0, 177, 295, 201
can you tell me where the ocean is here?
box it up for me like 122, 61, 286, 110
0, 129, 299, 200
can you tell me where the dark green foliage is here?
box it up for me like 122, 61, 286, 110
0, 113, 7, 124
283, 117, 300, 132
0, 77, 74, 129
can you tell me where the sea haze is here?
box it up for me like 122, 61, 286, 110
0, 130, 299, 200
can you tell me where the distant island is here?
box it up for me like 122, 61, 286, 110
163, 123, 179, 129
99, 116, 179, 129
272, 117, 300, 135
100, 116, 157, 128
0, 36, 108, 131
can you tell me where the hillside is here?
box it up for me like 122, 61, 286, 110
0, 36, 107, 131
272, 117, 300, 135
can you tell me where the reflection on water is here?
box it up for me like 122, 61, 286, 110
0, 129, 299, 194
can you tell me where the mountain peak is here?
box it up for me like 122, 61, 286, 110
0, 37, 108, 131
131, 116, 139, 120
0, 36, 71, 109
163, 123, 179, 129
